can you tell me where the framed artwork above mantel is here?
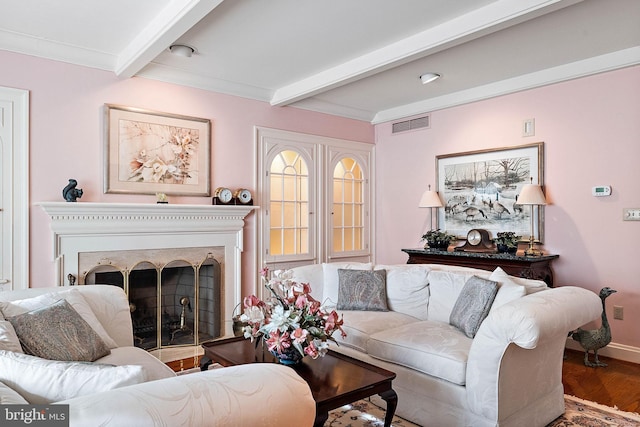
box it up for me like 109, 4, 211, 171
436, 142, 544, 242
103, 104, 211, 196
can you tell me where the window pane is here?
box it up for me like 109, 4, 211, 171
268, 149, 310, 258
333, 203, 343, 226
333, 229, 343, 252
270, 229, 283, 256
270, 202, 282, 228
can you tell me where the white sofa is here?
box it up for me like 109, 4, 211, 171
0, 285, 316, 427
290, 262, 601, 427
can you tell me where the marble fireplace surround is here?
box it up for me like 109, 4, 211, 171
39, 202, 256, 338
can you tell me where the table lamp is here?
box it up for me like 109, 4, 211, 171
517, 179, 547, 256
419, 185, 444, 232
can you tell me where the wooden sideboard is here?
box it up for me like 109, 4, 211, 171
401, 249, 559, 287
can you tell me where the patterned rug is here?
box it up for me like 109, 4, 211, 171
325, 395, 640, 427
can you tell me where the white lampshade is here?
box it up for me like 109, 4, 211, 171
419, 189, 443, 208
517, 184, 547, 205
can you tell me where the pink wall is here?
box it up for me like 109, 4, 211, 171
375, 65, 640, 349
0, 50, 374, 297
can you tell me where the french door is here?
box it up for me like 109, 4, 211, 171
256, 127, 374, 286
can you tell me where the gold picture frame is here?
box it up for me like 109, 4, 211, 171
104, 104, 211, 196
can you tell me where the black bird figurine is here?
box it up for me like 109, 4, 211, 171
569, 287, 617, 367
62, 179, 83, 202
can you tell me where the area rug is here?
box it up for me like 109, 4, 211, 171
324, 395, 640, 427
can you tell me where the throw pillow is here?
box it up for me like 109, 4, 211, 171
8, 299, 111, 362
0, 289, 118, 349
489, 267, 527, 313
0, 320, 23, 353
322, 262, 373, 306
337, 269, 388, 311
0, 350, 146, 404
449, 276, 499, 338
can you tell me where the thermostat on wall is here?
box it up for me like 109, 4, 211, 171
592, 185, 612, 197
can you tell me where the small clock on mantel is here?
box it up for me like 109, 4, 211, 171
212, 187, 233, 205
455, 228, 496, 253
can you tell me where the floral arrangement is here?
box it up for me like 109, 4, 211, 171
128, 127, 198, 184
240, 268, 346, 361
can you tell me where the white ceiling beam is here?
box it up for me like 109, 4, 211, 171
115, 0, 225, 78
371, 46, 640, 124
270, 0, 583, 107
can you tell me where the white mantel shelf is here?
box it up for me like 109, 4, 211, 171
38, 202, 258, 234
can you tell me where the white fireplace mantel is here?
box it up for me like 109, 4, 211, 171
39, 202, 257, 337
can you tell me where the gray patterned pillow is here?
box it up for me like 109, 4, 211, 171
337, 269, 389, 311
449, 276, 498, 338
8, 299, 110, 362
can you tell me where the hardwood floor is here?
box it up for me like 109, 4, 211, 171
167, 349, 640, 414
563, 349, 640, 413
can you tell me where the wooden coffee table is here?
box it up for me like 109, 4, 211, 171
201, 336, 398, 427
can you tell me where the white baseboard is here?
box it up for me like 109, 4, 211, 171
566, 339, 640, 365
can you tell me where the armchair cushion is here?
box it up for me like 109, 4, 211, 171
0, 288, 118, 349
8, 299, 110, 362
0, 320, 23, 353
0, 350, 146, 404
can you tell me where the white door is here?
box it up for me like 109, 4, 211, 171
0, 87, 29, 291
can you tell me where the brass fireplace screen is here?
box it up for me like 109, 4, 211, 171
83, 254, 222, 350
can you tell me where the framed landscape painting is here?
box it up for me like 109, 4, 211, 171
104, 104, 211, 196
436, 142, 544, 242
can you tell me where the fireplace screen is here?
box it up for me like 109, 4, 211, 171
84, 253, 222, 351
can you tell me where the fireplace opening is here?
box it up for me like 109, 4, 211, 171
85, 253, 222, 351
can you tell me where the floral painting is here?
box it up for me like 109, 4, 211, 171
104, 105, 211, 196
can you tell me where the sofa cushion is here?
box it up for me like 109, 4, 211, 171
489, 267, 527, 312
337, 310, 419, 352
96, 346, 176, 382
8, 299, 111, 362
322, 262, 372, 307
0, 350, 146, 404
337, 269, 388, 311
0, 320, 23, 353
368, 321, 473, 385
427, 270, 479, 323
375, 264, 431, 320
290, 263, 325, 300
449, 276, 498, 338
0, 288, 118, 349
0, 380, 29, 404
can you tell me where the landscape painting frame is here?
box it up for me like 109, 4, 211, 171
104, 104, 211, 196
436, 142, 544, 242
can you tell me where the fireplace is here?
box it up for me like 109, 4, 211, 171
39, 202, 256, 347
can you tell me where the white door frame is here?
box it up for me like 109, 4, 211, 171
0, 86, 29, 291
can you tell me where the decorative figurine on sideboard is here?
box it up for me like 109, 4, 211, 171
62, 179, 83, 202
569, 287, 617, 367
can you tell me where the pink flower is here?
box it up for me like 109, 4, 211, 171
304, 341, 319, 358
266, 330, 291, 354
325, 310, 346, 338
291, 327, 309, 343
243, 295, 264, 308
295, 294, 308, 309
260, 266, 270, 278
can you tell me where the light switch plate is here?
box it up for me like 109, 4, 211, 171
623, 208, 640, 221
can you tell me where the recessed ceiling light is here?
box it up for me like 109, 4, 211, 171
169, 44, 195, 58
420, 73, 441, 84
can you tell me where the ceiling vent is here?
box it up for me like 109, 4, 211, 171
392, 115, 430, 133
